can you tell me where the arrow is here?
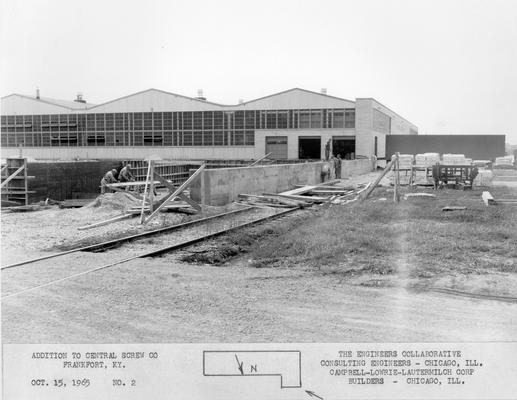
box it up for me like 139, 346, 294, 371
235, 354, 244, 375
305, 390, 324, 400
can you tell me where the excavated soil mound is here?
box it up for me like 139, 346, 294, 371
85, 192, 141, 211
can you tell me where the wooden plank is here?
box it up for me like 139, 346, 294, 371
248, 152, 272, 167
279, 186, 318, 196
153, 171, 201, 212
0, 165, 25, 188
78, 214, 134, 230
265, 192, 329, 203
309, 189, 353, 195
143, 164, 206, 224
176, 193, 202, 211
140, 160, 153, 224
360, 158, 396, 201
442, 206, 467, 211
482, 191, 494, 206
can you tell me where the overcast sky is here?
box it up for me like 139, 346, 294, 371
1, 0, 516, 144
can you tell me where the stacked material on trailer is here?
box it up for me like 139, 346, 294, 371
494, 156, 515, 169
398, 154, 415, 169
473, 170, 494, 187
442, 154, 471, 165
415, 153, 440, 167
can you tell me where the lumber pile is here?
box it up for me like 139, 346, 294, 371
237, 181, 356, 208
442, 154, 472, 165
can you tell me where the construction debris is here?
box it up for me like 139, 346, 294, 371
442, 206, 467, 212
483, 191, 517, 206
404, 193, 437, 200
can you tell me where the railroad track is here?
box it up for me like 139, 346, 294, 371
2, 206, 300, 299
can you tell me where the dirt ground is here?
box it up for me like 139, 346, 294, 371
2, 176, 517, 343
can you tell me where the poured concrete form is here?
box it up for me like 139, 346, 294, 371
191, 158, 374, 206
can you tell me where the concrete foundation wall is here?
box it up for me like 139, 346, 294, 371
27, 160, 122, 202
191, 162, 326, 206
340, 158, 375, 178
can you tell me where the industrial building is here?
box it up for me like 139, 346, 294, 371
1, 88, 418, 161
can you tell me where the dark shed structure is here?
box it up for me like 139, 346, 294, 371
386, 135, 506, 160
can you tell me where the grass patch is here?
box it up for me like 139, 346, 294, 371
223, 187, 517, 279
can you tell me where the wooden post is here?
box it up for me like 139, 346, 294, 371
360, 158, 396, 201
394, 152, 400, 203
149, 160, 155, 213
143, 164, 206, 224
139, 160, 153, 224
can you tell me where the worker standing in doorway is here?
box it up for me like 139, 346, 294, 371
335, 154, 342, 179
100, 169, 118, 194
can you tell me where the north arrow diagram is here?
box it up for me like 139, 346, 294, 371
234, 354, 244, 375
305, 390, 324, 400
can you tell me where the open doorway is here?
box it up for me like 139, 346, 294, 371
298, 137, 321, 159
332, 137, 355, 159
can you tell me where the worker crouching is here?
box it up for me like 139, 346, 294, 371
100, 169, 119, 194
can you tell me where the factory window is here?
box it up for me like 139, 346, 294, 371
310, 111, 322, 128
203, 111, 213, 129
153, 112, 163, 130
115, 113, 124, 130
183, 112, 193, 130
143, 131, 153, 146
173, 132, 180, 146
133, 113, 143, 130
68, 115, 77, 131
299, 111, 310, 128
245, 130, 255, 145
203, 131, 213, 146
95, 114, 105, 130
163, 131, 173, 146
183, 131, 193, 146
40, 132, 49, 146
153, 132, 163, 145
224, 112, 233, 129
214, 131, 224, 146
245, 111, 255, 129
133, 132, 143, 146
105, 114, 114, 131
233, 131, 245, 145
234, 111, 245, 130
290, 110, 298, 129
345, 109, 355, 128
277, 111, 288, 129
332, 111, 344, 128
24, 115, 33, 132
85, 114, 94, 131
163, 112, 172, 130
68, 133, 77, 145
105, 132, 115, 146
33, 115, 41, 131
266, 112, 276, 129
193, 131, 203, 146
193, 112, 203, 130
143, 112, 153, 130
213, 112, 223, 129
115, 132, 124, 145
50, 115, 59, 131
174, 112, 182, 130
